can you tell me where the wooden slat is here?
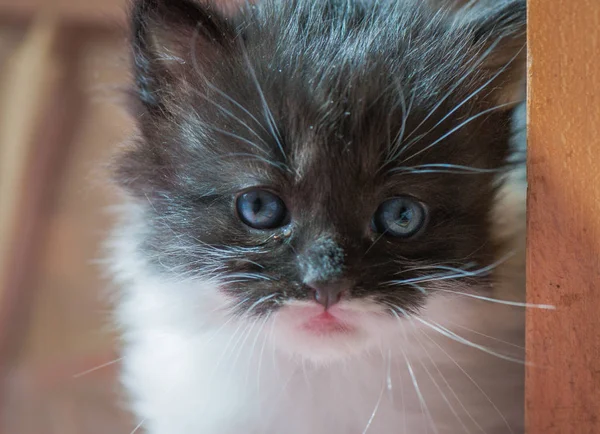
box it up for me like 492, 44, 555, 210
526, 1, 600, 433
1, 29, 134, 434
0, 16, 60, 298
0, 14, 68, 416
0, 0, 126, 26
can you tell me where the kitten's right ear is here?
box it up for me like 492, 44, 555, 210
131, 0, 237, 111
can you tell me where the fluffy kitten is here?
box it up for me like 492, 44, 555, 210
109, 0, 528, 432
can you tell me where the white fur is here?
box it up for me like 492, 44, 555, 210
109, 180, 526, 433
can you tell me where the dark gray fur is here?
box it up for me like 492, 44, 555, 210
116, 0, 526, 315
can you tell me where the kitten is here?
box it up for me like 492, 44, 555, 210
109, 0, 528, 432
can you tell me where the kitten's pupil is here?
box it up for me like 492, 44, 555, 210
250, 197, 263, 214
396, 208, 413, 228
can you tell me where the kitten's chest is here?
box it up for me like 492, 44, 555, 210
122, 319, 524, 434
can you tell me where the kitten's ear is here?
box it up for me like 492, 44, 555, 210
131, 0, 237, 110
459, 1, 527, 107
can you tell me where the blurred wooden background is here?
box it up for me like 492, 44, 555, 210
0, 1, 134, 433
0, 1, 599, 434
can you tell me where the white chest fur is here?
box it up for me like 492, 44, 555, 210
111, 221, 525, 434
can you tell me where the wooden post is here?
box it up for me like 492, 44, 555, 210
526, 1, 600, 433
0, 14, 65, 416
0, 15, 60, 300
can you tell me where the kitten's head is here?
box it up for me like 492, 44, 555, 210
117, 0, 526, 361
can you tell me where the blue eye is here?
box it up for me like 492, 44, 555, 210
236, 189, 288, 229
372, 196, 427, 238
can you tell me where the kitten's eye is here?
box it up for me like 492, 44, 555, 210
372, 196, 427, 238
236, 189, 288, 229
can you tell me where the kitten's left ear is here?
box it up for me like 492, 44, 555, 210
131, 0, 238, 111
459, 0, 527, 107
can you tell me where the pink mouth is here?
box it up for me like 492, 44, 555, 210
301, 312, 354, 334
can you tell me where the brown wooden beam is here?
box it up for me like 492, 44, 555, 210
0, 0, 126, 26
526, 1, 600, 433
0, 15, 83, 420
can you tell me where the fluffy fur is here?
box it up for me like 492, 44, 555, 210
109, 0, 528, 432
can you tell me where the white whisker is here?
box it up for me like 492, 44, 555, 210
195, 122, 270, 156
189, 24, 271, 145
386, 252, 516, 287
418, 328, 515, 434
244, 293, 279, 314
400, 44, 525, 155
386, 348, 394, 400
434, 288, 555, 309
241, 49, 287, 161
129, 419, 145, 434
390, 164, 502, 176
400, 100, 519, 164
413, 316, 527, 365
72, 357, 123, 379
444, 320, 525, 350
401, 36, 504, 145
362, 373, 386, 434
228, 319, 261, 381
411, 325, 478, 433
403, 347, 440, 434
203, 80, 271, 138
245, 313, 272, 390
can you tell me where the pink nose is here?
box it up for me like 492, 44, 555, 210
307, 280, 348, 309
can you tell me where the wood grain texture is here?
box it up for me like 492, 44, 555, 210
526, 1, 600, 433
0, 0, 127, 26
0, 15, 60, 311
1, 30, 134, 434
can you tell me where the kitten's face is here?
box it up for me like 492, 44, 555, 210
119, 0, 525, 359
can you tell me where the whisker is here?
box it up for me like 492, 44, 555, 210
244, 293, 279, 314
386, 301, 525, 364
195, 122, 271, 157
411, 324, 480, 433
228, 318, 261, 380
72, 357, 123, 379
256, 317, 272, 395
413, 316, 527, 365
390, 164, 503, 176
395, 262, 478, 276
418, 328, 515, 434
363, 229, 390, 258
225, 273, 275, 282
385, 252, 516, 287
401, 36, 505, 145
130, 419, 145, 434
189, 88, 270, 146
269, 311, 282, 382
362, 373, 386, 434
400, 44, 525, 155
443, 320, 525, 351
402, 346, 440, 434
203, 79, 272, 139
386, 348, 394, 401
188, 21, 273, 142
416, 351, 472, 433
301, 357, 312, 390
433, 288, 555, 309
245, 313, 272, 390
201, 152, 289, 172
389, 303, 482, 432
241, 49, 287, 161
209, 320, 248, 378
400, 100, 520, 164
384, 81, 415, 166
